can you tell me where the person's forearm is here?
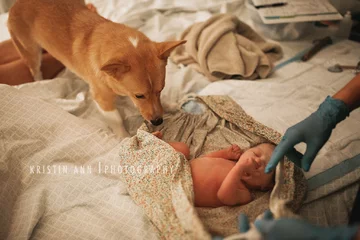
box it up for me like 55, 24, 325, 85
333, 73, 360, 111
354, 227, 360, 240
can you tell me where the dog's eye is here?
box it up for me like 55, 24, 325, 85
135, 94, 145, 99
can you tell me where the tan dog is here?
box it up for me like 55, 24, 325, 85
8, 0, 185, 137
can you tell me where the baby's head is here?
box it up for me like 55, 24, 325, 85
238, 143, 275, 191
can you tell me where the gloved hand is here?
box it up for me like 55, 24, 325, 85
249, 210, 359, 240
265, 96, 349, 173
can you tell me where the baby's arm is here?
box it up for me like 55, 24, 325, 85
217, 162, 253, 206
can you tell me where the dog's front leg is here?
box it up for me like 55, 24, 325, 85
92, 87, 130, 138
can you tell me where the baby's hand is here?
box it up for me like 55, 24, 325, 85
223, 144, 242, 161
229, 144, 242, 160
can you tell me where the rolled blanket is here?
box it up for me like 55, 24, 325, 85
170, 14, 283, 81
118, 95, 306, 239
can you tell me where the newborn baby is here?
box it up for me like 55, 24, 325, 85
152, 132, 276, 208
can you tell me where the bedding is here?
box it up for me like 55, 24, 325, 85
0, 88, 306, 239
170, 14, 283, 81
139, 95, 306, 237
0, 85, 159, 240
1, 0, 360, 238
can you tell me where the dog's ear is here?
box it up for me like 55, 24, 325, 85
155, 40, 186, 60
101, 59, 131, 79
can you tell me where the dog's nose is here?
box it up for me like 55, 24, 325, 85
150, 118, 163, 126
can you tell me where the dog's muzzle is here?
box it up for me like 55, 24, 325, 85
150, 118, 163, 126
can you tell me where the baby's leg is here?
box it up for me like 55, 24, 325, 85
201, 144, 242, 161
151, 131, 190, 159
168, 142, 190, 160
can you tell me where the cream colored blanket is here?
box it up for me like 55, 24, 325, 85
118, 95, 306, 239
170, 14, 283, 81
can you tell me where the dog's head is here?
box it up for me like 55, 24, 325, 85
100, 38, 185, 126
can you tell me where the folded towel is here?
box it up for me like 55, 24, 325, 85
119, 95, 306, 239
170, 14, 283, 81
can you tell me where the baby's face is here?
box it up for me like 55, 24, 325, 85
238, 143, 275, 191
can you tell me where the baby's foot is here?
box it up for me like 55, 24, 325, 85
152, 131, 163, 139
86, 3, 98, 13
226, 144, 242, 160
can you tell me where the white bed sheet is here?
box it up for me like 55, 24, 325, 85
1, 0, 360, 238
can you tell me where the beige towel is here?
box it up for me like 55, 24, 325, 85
170, 14, 283, 81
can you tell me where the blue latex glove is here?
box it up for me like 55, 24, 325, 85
238, 213, 250, 233
265, 96, 349, 173
252, 210, 359, 240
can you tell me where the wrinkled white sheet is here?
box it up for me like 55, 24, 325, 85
1, 0, 360, 238
0, 85, 161, 240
